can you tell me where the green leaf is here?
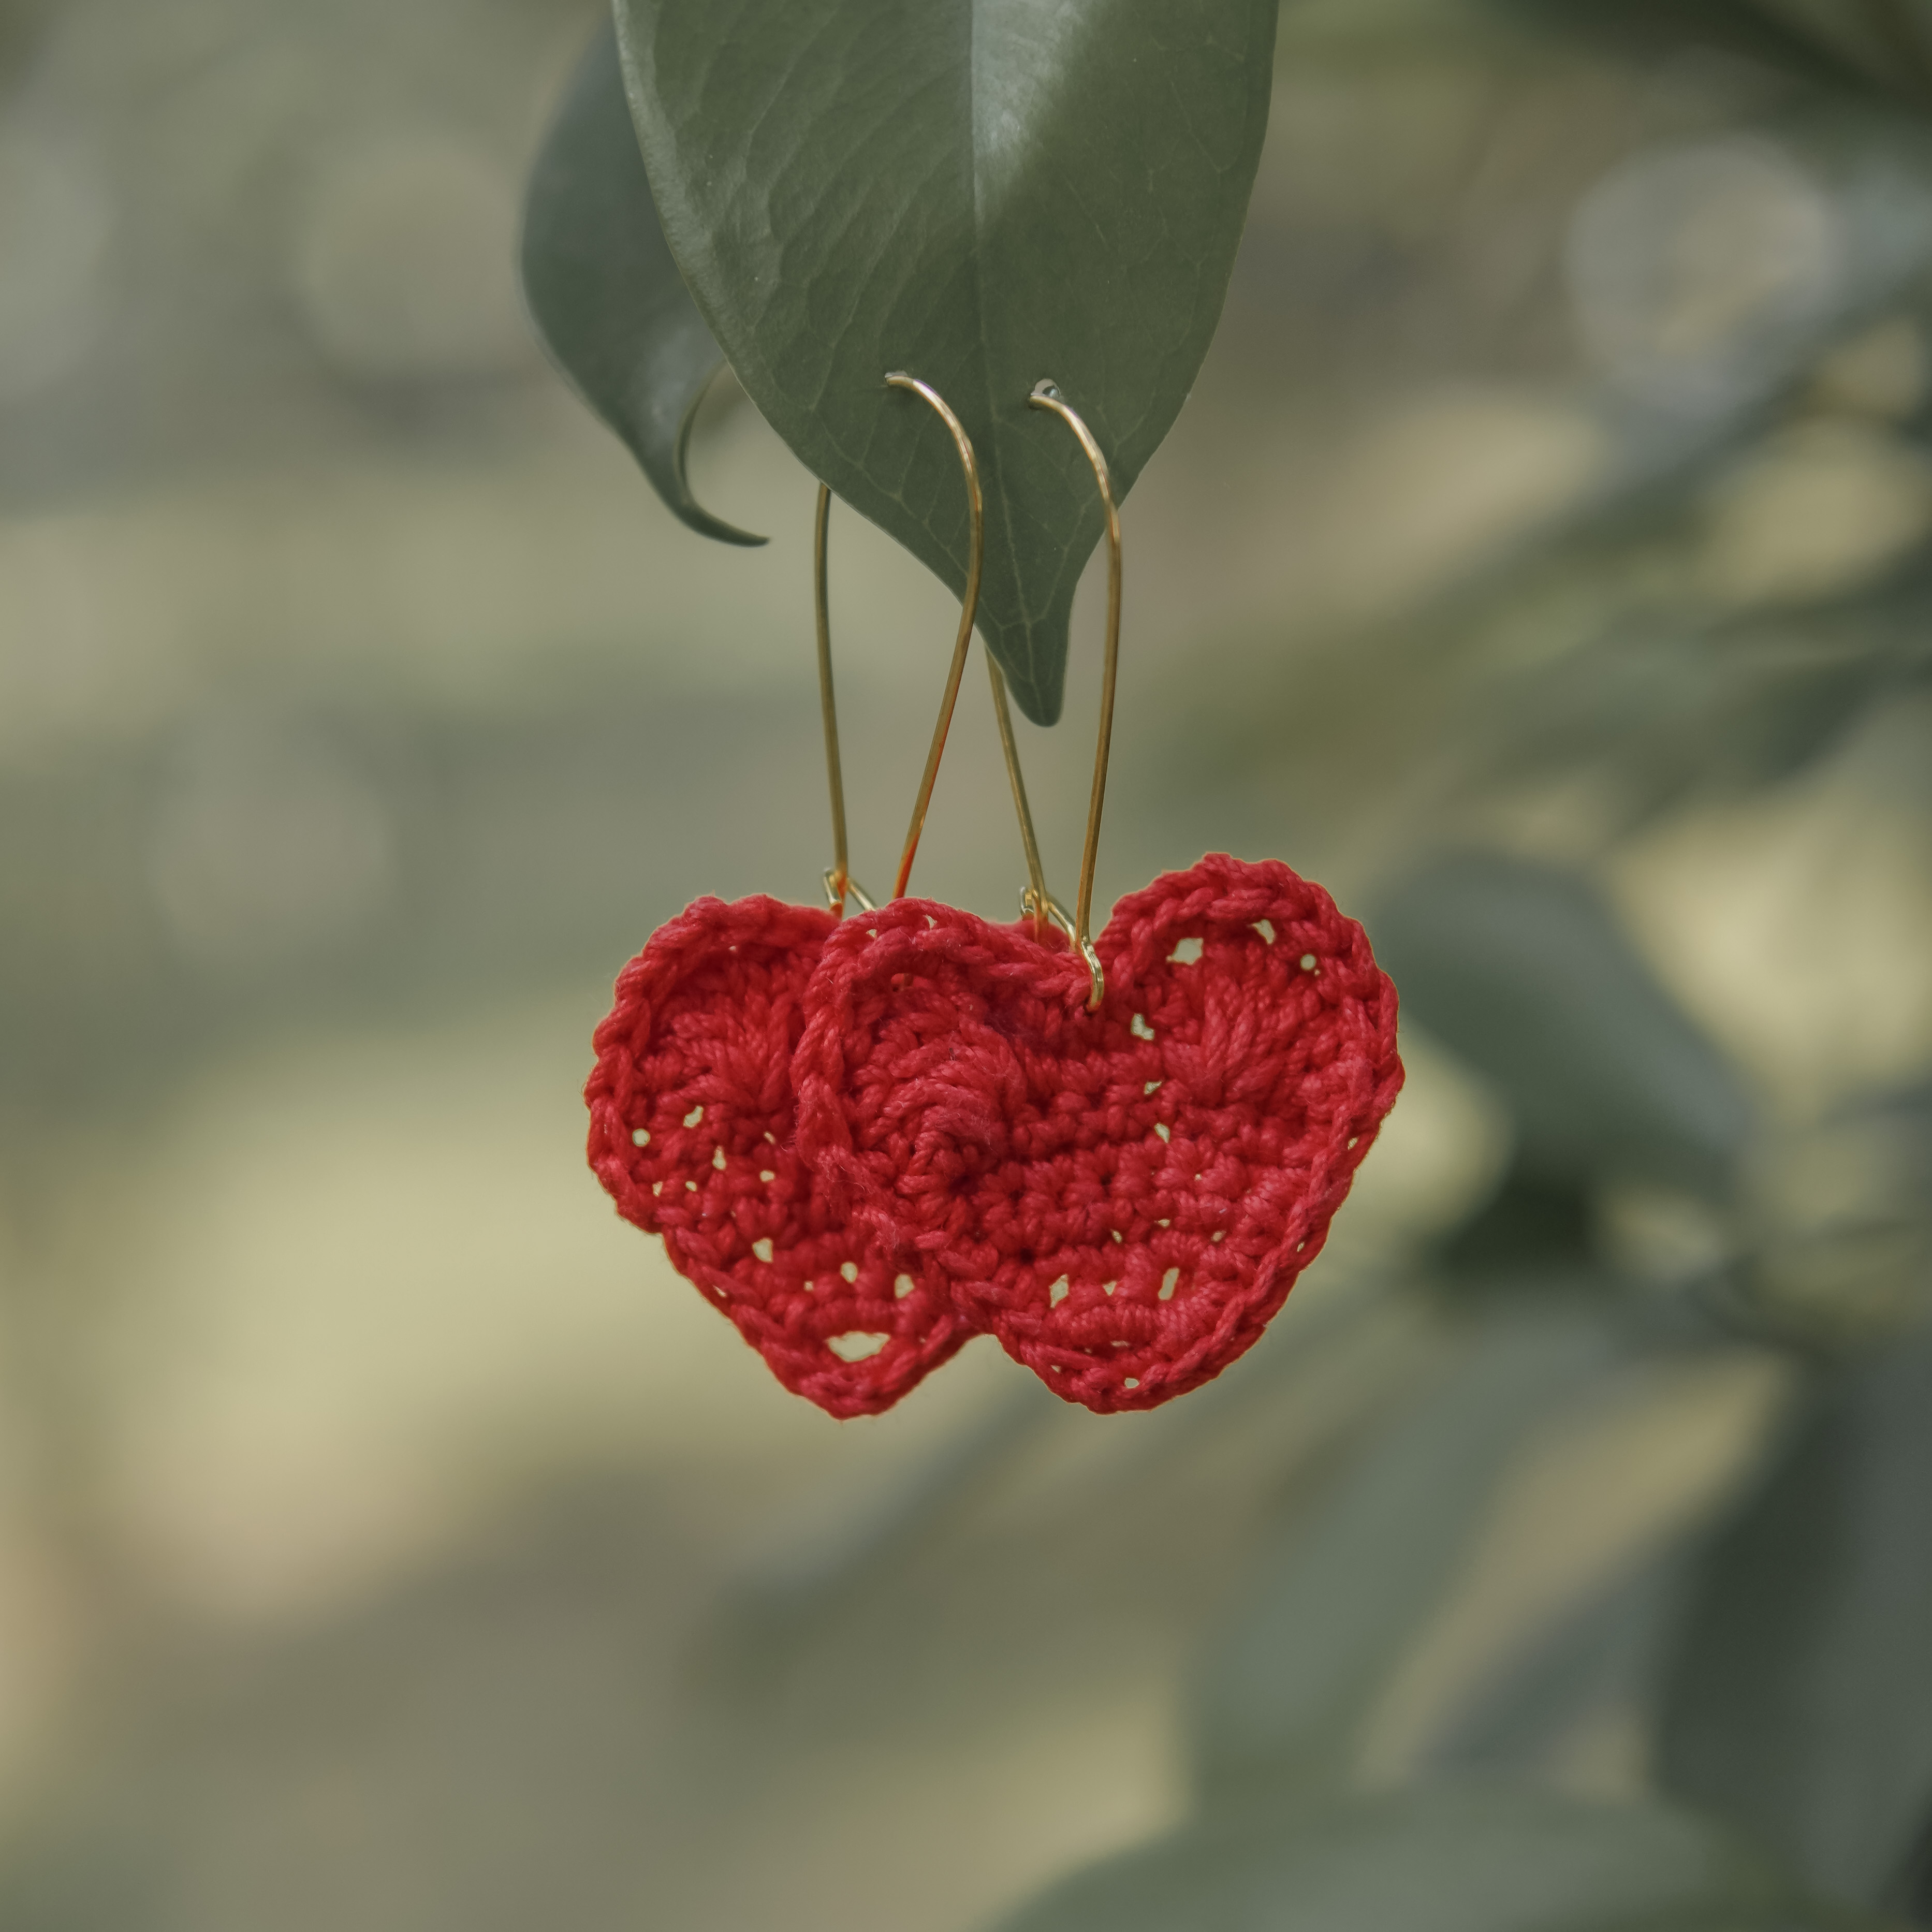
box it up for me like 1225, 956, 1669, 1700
1373, 856, 1753, 1197
1658, 1320, 1932, 1907
1743, 0, 1932, 103
986, 1785, 1868, 1932
1429, 1546, 1689, 1776
519, 14, 763, 546
616, 0, 1277, 724
1193, 1302, 1627, 1801
1501, 0, 1932, 105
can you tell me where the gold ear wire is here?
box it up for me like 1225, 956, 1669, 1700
986, 654, 1055, 933
813, 484, 876, 914
884, 371, 985, 900
818, 374, 1066, 920
987, 657, 1082, 955
1026, 379, 1118, 1012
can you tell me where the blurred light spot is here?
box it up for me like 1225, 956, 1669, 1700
0, 128, 114, 405
1599, 1182, 1736, 1287
147, 721, 393, 973
1300, 953, 1318, 971
1614, 771, 1932, 1113
1566, 136, 1840, 414
1701, 420, 1932, 607
711, 1147, 725, 1170
825, 1331, 888, 1363
290, 132, 532, 383
1305, 388, 1607, 621
839, 1261, 857, 1283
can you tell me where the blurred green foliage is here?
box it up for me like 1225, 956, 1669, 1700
4, 0, 1932, 1927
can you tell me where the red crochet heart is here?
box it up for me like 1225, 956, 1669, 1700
795, 855, 1403, 1412
584, 895, 971, 1417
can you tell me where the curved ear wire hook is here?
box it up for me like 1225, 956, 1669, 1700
885, 371, 985, 900
813, 484, 876, 914
821, 375, 1047, 914
1027, 379, 1118, 1011
986, 654, 1057, 938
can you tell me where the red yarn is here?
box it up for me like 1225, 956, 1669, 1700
794, 855, 1403, 1412
585, 895, 971, 1417
586, 860, 1402, 1419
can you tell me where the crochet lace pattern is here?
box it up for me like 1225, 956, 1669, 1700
588, 857, 1402, 1417
584, 895, 970, 1417
795, 855, 1403, 1411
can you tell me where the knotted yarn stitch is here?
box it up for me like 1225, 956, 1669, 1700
795, 855, 1403, 1412
585, 895, 970, 1417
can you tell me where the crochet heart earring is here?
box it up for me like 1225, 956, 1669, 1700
584, 372, 1040, 1417
796, 381, 1407, 1413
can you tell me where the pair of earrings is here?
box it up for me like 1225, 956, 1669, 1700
585, 378, 1403, 1418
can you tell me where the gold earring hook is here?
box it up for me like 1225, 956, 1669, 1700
885, 372, 984, 900
986, 652, 1058, 936
1027, 379, 1118, 1011
813, 485, 876, 914
817, 392, 1051, 919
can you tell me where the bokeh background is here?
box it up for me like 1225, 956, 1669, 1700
4, 0, 1932, 1925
